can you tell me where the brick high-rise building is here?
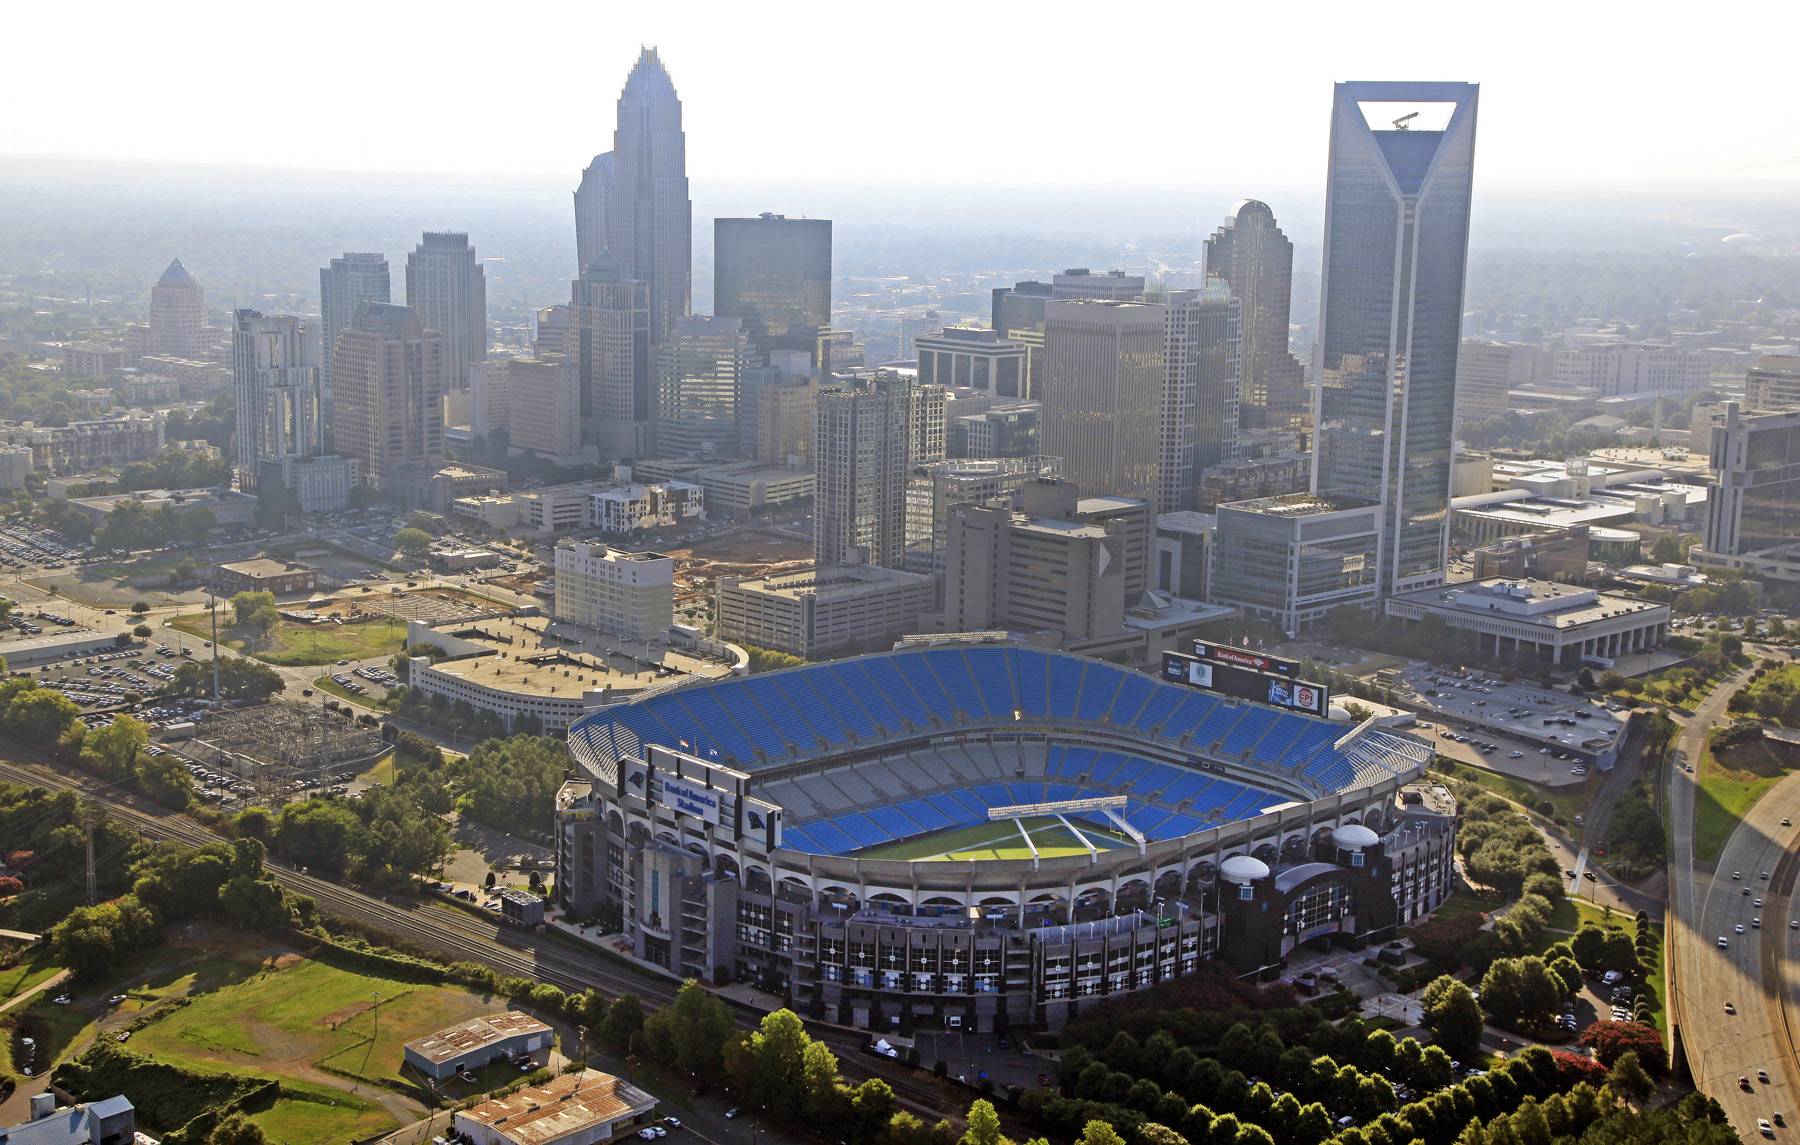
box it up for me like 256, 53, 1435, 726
329, 303, 445, 491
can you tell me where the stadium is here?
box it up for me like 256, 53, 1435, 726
558, 641, 1455, 1032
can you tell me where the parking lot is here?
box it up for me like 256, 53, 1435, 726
1396, 664, 1629, 774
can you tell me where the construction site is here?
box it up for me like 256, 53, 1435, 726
665, 527, 813, 618
183, 701, 388, 807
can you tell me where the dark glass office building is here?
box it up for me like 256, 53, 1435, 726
714, 214, 832, 362
1314, 81, 1479, 596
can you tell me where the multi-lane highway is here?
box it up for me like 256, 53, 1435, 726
1667, 664, 1800, 1139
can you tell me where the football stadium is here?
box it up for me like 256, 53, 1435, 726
558, 640, 1455, 1032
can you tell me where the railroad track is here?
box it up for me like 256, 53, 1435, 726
0, 756, 956, 1117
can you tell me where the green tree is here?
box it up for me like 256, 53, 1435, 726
1422, 975, 1485, 1059
963, 1100, 1006, 1145
668, 979, 734, 1077
130, 601, 150, 614
394, 527, 433, 559
1077, 1123, 1127, 1145
602, 993, 644, 1047
81, 714, 149, 778
1606, 1050, 1653, 1103
204, 1114, 268, 1145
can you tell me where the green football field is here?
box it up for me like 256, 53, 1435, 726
855, 814, 1131, 861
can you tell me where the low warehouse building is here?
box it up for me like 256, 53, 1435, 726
402, 1011, 553, 1081
213, 558, 316, 597
453, 1068, 658, 1145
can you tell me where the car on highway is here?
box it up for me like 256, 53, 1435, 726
1754, 918, 1762, 928
1734, 871, 1743, 880
1719, 936, 1730, 948
1756, 898, 1764, 907
1736, 924, 1746, 934
1759, 1069, 1771, 1084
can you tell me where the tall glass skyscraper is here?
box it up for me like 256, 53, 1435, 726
1204, 200, 1305, 431
714, 214, 831, 363
605, 48, 691, 344
1313, 81, 1479, 596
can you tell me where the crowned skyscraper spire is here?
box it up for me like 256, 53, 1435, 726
603, 47, 692, 344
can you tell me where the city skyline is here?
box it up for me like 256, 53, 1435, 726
5, 5, 1794, 189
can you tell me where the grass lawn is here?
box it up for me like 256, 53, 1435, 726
0, 952, 63, 1004
128, 953, 513, 1142
82, 554, 188, 584
1440, 761, 1594, 830
1695, 738, 1800, 862
855, 815, 1129, 861
357, 752, 398, 787
173, 613, 406, 667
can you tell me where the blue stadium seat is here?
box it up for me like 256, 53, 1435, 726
1075, 664, 1120, 722
899, 799, 954, 832
1131, 687, 1183, 733
896, 655, 957, 719
672, 690, 769, 762
1192, 704, 1244, 747
1222, 709, 1280, 757
1108, 758, 1152, 787
963, 648, 1017, 717
945, 789, 990, 820
1156, 812, 1203, 838
921, 648, 987, 719
1108, 672, 1153, 725
774, 676, 853, 745
1161, 693, 1219, 740
1014, 649, 1050, 717
810, 820, 858, 854
862, 658, 930, 727
867, 806, 918, 838
836, 812, 889, 849
1044, 783, 1080, 803
1127, 804, 1171, 835
1047, 656, 1083, 719
830, 662, 907, 734
743, 676, 812, 748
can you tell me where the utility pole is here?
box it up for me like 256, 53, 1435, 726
208, 583, 220, 701
81, 798, 97, 905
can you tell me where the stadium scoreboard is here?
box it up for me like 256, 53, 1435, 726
1163, 646, 1329, 716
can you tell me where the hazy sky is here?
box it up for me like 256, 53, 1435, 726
6, 0, 1796, 189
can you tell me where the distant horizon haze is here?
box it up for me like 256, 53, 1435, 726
4, 1, 1796, 188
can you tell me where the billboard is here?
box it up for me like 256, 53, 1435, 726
1192, 640, 1299, 678
1163, 651, 1329, 716
660, 775, 722, 825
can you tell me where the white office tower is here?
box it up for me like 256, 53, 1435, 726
232, 310, 321, 492
1312, 81, 1479, 596
405, 232, 486, 393
815, 373, 911, 569
149, 259, 207, 358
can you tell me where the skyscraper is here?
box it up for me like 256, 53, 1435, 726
656, 315, 748, 454
319, 252, 390, 443
1204, 200, 1306, 430
1041, 298, 1166, 509
1313, 81, 1479, 596
1160, 285, 1241, 512
714, 214, 832, 363
330, 303, 445, 491
232, 310, 321, 491
573, 152, 614, 276
404, 232, 486, 393
566, 252, 652, 459
149, 259, 206, 358
605, 48, 691, 344
815, 373, 911, 569
991, 279, 1053, 399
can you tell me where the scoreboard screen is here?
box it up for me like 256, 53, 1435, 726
1162, 650, 1329, 716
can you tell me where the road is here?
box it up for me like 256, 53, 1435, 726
0, 752, 959, 1122
1663, 663, 1800, 1139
